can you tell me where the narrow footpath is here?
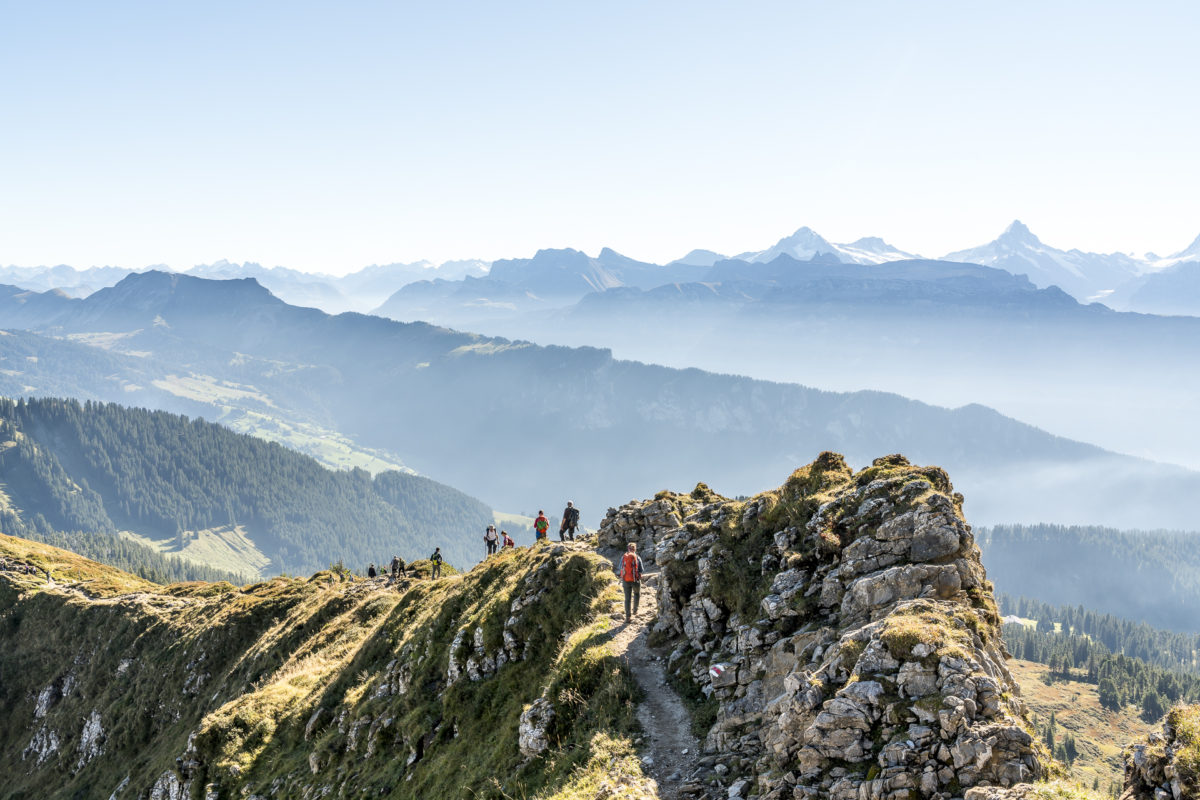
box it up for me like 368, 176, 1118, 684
605, 561, 704, 800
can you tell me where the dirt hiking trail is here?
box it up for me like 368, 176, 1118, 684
606, 559, 705, 800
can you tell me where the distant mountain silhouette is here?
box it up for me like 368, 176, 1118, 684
3, 271, 1199, 530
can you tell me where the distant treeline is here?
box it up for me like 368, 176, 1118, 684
979, 524, 1200, 633
21, 529, 248, 584
1000, 594, 1200, 721
0, 397, 493, 574
999, 594, 1200, 674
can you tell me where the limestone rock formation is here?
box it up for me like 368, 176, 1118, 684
598, 453, 1045, 799
519, 697, 555, 757
1121, 705, 1200, 800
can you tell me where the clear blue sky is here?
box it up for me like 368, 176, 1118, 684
2, 1, 1197, 273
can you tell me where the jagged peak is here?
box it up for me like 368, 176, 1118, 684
998, 219, 1041, 245
780, 225, 832, 244
1172, 231, 1200, 259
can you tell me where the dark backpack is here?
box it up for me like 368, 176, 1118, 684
565, 507, 580, 525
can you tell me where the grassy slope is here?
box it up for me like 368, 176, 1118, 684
1009, 659, 1154, 794
0, 535, 652, 800
119, 525, 271, 579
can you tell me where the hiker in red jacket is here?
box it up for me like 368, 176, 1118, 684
534, 510, 549, 541
618, 543, 644, 622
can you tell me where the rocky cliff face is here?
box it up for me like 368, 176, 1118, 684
1121, 705, 1200, 800
598, 453, 1044, 799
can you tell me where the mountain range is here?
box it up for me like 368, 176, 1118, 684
2, 271, 1199, 531
669, 226, 921, 266
669, 220, 1200, 310
0, 258, 490, 315
6, 220, 1199, 314
371, 248, 1200, 472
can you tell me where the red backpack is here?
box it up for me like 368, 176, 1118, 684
620, 552, 641, 582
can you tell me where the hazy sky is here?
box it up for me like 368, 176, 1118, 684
2, 1, 1198, 274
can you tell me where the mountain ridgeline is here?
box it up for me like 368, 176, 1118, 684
2, 454, 1191, 800
3, 271, 1200, 533
373, 247, 1200, 473
0, 397, 492, 576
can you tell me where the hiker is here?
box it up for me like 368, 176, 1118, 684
367, 563, 378, 579
560, 501, 580, 541
390, 555, 402, 579
534, 510, 549, 541
618, 543, 644, 623
484, 524, 499, 556
430, 547, 444, 579
501, 530, 514, 548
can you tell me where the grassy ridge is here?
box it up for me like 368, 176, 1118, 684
0, 535, 650, 799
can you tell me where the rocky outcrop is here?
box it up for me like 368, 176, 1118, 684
1121, 705, 1200, 800
22, 727, 60, 765
75, 710, 105, 769
599, 453, 1044, 799
519, 697, 555, 757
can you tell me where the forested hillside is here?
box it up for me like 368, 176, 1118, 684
0, 398, 492, 574
1000, 596, 1200, 722
979, 524, 1200, 632
1000, 595, 1200, 674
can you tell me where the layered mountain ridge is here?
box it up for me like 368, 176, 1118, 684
0, 456, 1178, 800
7, 220, 1199, 315
3, 271, 1199, 530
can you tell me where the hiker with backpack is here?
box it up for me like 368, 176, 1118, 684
501, 530, 514, 548
367, 563, 378, 579
534, 510, 549, 542
560, 501, 580, 541
390, 555, 403, 579
618, 543, 644, 623
484, 524, 499, 557
430, 547, 444, 579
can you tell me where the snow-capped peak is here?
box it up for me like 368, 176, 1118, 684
943, 220, 1144, 300
1148, 232, 1200, 269
735, 227, 839, 264
834, 237, 920, 264
732, 226, 919, 265
997, 220, 1041, 246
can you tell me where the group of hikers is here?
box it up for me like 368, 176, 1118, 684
484, 501, 582, 557
359, 502, 647, 622
365, 548, 445, 581
0, 557, 46, 578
